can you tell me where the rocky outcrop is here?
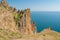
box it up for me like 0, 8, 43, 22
0, 7, 17, 32
0, 0, 18, 32
1, 0, 8, 8
0, 0, 37, 35
17, 9, 37, 35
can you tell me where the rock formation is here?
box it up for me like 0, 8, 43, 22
0, 0, 37, 35
17, 9, 37, 35
0, 0, 18, 32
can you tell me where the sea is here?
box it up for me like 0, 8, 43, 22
30, 11, 60, 32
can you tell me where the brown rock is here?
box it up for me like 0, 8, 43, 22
17, 8, 37, 35
0, 0, 37, 35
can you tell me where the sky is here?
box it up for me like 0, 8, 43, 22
0, 0, 60, 11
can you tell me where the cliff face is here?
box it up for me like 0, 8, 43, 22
17, 9, 36, 35
0, 0, 36, 35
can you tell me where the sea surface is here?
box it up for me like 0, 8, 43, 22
31, 11, 60, 32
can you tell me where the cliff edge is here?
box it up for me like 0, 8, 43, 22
0, 0, 37, 35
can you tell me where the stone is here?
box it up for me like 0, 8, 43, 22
0, 5, 18, 32
17, 8, 37, 35
0, 0, 37, 35
1, 0, 8, 8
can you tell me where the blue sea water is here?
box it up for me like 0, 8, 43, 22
30, 11, 60, 32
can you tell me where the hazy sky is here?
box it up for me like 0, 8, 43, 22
0, 0, 60, 11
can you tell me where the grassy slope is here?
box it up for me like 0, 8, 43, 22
0, 29, 22, 40
36, 29, 60, 40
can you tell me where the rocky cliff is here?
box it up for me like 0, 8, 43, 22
17, 9, 37, 35
0, 0, 36, 35
0, 0, 18, 32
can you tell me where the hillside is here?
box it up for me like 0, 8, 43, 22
12, 28, 60, 40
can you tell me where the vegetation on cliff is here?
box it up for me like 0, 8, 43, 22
13, 12, 22, 25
